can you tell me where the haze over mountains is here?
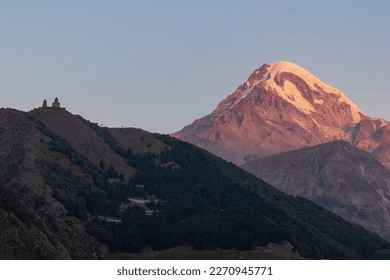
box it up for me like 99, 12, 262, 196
173, 61, 390, 242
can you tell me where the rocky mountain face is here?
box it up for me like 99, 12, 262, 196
352, 119, 390, 169
1, 107, 389, 259
242, 140, 390, 241
172, 61, 389, 168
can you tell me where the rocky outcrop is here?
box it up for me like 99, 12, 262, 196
352, 119, 390, 169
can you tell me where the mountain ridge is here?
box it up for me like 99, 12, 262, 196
242, 140, 390, 241
0, 107, 388, 259
172, 61, 389, 168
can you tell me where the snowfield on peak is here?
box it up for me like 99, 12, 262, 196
238, 61, 364, 121
213, 61, 364, 124
173, 61, 388, 166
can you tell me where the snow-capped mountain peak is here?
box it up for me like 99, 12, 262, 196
267, 61, 361, 119
173, 61, 375, 165
218, 61, 363, 122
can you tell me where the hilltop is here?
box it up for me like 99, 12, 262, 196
0, 106, 388, 259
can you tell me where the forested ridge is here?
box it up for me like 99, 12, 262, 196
76, 119, 389, 259
0, 108, 388, 259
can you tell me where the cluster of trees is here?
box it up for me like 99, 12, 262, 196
85, 129, 389, 258
0, 183, 45, 231
27, 114, 390, 259
30, 118, 129, 219
37, 157, 128, 219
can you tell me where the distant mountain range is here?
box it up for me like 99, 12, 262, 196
173, 61, 390, 242
1, 107, 388, 259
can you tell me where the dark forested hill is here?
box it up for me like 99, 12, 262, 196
0, 107, 388, 259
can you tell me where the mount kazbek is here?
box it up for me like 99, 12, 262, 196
173, 61, 390, 169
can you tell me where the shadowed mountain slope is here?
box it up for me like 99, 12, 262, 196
242, 140, 390, 241
0, 107, 389, 259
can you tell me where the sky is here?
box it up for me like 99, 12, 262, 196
1, 0, 389, 133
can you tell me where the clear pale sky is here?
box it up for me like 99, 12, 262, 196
1, 0, 389, 133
